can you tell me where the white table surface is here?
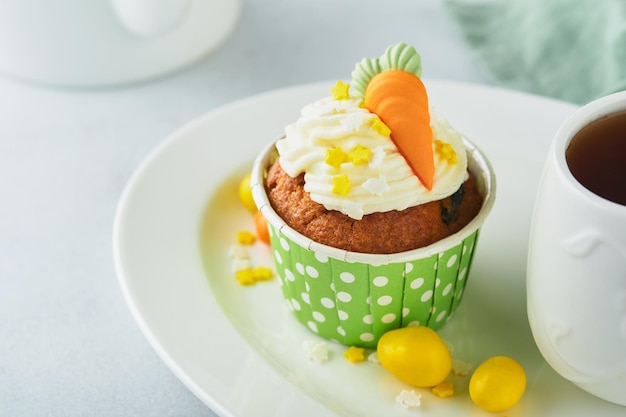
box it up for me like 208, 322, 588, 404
0, 1, 493, 416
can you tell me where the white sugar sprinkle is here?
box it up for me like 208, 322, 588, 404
396, 390, 422, 409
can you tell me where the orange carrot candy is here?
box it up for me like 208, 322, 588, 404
350, 43, 434, 190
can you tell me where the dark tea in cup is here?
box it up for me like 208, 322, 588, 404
565, 110, 626, 206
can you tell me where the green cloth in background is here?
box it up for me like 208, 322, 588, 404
444, 0, 626, 104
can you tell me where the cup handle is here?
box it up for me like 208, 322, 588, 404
110, 0, 192, 38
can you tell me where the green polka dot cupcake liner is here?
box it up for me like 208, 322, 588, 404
251, 138, 495, 348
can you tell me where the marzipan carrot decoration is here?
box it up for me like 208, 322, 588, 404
351, 43, 434, 190
365, 70, 433, 189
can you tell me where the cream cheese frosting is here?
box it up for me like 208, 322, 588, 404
275, 96, 468, 220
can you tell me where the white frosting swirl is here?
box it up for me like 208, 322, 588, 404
275, 96, 468, 220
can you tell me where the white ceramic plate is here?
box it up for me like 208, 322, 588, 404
113, 81, 626, 417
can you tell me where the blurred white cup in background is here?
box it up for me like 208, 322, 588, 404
0, 0, 240, 87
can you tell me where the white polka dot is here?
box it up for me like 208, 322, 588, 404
373, 276, 389, 287
306, 265, 319, 278
462, 244, 467, 255
377, 295, 393, 306
295, 263, 304, 275
339, 272, 355, 283
305, 282, 310, 291
430, 306, 436, 314
330, 283, 335, 291
436, 310, 447, 322
291, 298, 301, 310
301, 292, 310, 304
274, 251, 283, 264
456, 287, 464, 299
402, 307, 410, 317
307, 321, 318, 333
320, 297, 335, 308
363, 314, 373, 324
421, 290, 433, 302
280, 237, 290, 251
314, 251, 329, 263
443, 283, 453, 296
313, 311, 326, 322
337, 326, 346, 336
435, 278, 441, 288
366, 296, 371, 305
338, 310, 349, 320
410, 277, 424, 289
405, 263, 414, 274
447, 254, 458, 268
458, 267, 467, 281
284, 269, 295, 282
360, 333, 374, 342
434, 262, 438, 270
381, 313, 396, 323
285, 299, 293, 311
407, 320, 421, 327
337, 292, 352, 302
268, 226, 274, 237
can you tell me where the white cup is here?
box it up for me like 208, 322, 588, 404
527, 91, 626, 406
0, 0, 240, 87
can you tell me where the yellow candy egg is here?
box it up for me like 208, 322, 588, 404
238, 173, 257, 213
377, 326, 451, 388
469, 356, 526, 412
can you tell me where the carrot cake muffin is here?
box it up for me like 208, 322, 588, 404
250, 42, 495, 346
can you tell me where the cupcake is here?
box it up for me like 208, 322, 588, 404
251, 43, 495, 347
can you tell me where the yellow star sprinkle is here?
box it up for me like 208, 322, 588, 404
369, 118, 391, 137
432, 381, 454, 398
235, 268, 256, 286
251, 266, 273, 281
236, 230, 256, 245
331, 80, 350, 100
332, 174, 351, 195
343, 346, 366, 363
349, 145, 372, 165
235, 266, 274, 285
435, 140, 458, 164
325, 146, 349, 168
